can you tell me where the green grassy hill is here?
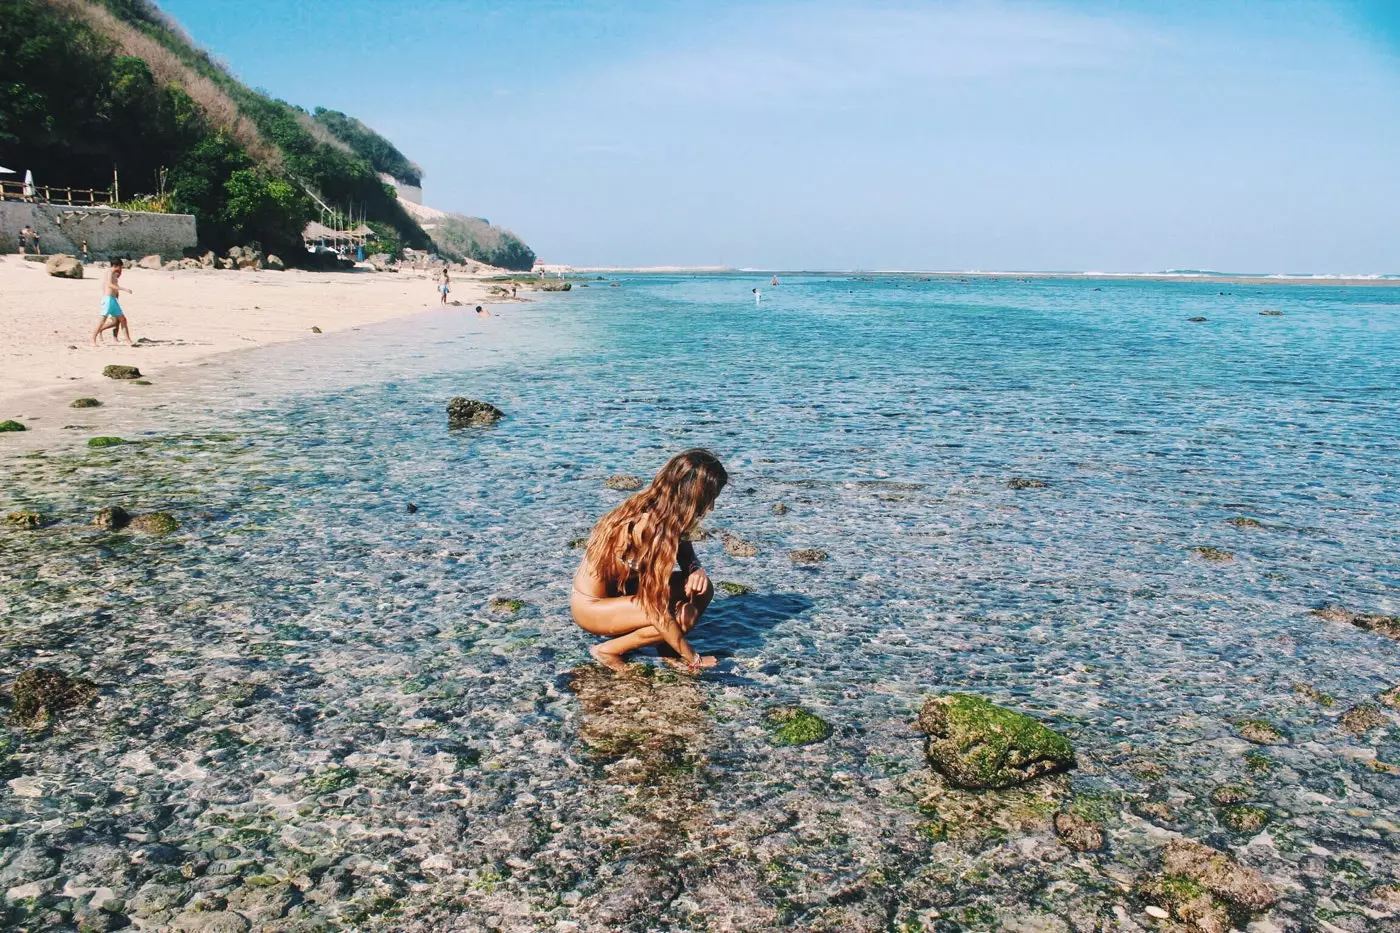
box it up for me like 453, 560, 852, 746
0, 0, 532, 265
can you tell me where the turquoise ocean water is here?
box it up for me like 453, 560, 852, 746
2, 274, 1399, 931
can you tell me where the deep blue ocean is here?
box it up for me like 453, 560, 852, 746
3, 274, 1398, 931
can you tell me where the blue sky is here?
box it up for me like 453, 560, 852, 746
161, 0, 1400, 272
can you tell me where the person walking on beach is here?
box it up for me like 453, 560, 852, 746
438, 267, 451, 305
19, 225, 36, 255
92, 259, 132, 345
571, 449, 726, 674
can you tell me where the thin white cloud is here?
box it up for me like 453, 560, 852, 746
582, 1, 1149, 108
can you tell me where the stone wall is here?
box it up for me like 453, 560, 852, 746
0, 202, 196, 261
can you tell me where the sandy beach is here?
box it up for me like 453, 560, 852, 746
0, 256, 496, 436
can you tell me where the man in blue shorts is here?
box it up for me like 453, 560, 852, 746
92, 258, 133, 345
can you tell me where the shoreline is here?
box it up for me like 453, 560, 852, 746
574, 266, 1400, 285
0, 257, 502, 441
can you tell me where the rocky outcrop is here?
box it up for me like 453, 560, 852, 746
604, 474, 643, 491
130, 512, 179, 535
446, 397, 504, 428
228, 245, 264, 270
915, 693, 1076, 789
45, 254, 83, 278
1340, 703, 1388, 735
103, 364, 142, 380
1052, 810, 1104, 851
0, 419, 26, 432
9, 667, 99, 727
1310, 603, 1400, 640
538, 281, 572, 292
764, 705, 832, 746
70, 397, 102, 408
1138, 839, 1278, 932
93, 506, 130, 530
1235, 719, 1286, 745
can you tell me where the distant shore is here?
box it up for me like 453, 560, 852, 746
0, 256, 500, 438
574, 266, 1400, 286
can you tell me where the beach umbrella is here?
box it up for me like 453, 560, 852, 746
23, 169, 35, 198
0, 166, 14, 174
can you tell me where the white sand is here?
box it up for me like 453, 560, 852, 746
0, 256, 495, 435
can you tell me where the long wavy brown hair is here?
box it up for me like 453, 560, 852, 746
585, 449, 728, 623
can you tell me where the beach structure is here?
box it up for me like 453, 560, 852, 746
0, 174, 196, 259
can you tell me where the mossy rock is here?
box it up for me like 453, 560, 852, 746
717, 581, 753, 596
1340, 703, 1388, 735
93, 506, 130, 531
764, 705, 832, 747
70, 398, 102, 409
770, 502, 789, 515
0, 420, 26, 432
87, 436, 126, 448
604, 474, 643, 491
1209, 784, 1253, 806
301, 766, 358, 795
1236, 719, 1287, 745
102, 365, 141, 380
129, 512, 179, 535
1243, 750, 1272, 774
1137, 874, 1228, 932
1007, 477, 1049, 490
1292, 683, 1335, 707
1226, 516, 1263, 528
789, 548, 829, 564
1352, 613, 1400, 640
5, 510, 45, 529
446, 397, 504, 427
915, 693, 1076, 789
1191, 545, 1234, 562
489, 597, 525, 615
1052, 810, 1104, 851
1220, 804, 1270, 833
9, 667, 99, 727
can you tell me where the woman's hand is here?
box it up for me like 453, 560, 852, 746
685, 567, 709, 599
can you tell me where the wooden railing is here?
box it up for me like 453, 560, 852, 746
0, 180, 113, 205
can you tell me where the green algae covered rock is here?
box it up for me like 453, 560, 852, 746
915, 693, 1076, 789
87, 436, 126, 448
0, 419, 26, 432
1008, 477, 1048, 490
1052, 809, 1104, 851
1236, 719, 1287, 745
764, 705, 832, 747
788, 548, 829, 564
1340, 702, 1388, 735
489, 597, 525, 615
10, 667, 99, 727
130, 512, 179, 535
70, 398, 102, 409
1191, 545, 1234, 562
1227, 516, 1263, 528
1220, 803, 1270, 833
102, 365, 141, 380
5, 510, 45, 529
717, 581, 753, 596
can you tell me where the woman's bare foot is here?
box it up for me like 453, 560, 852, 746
589, 643, 628, 673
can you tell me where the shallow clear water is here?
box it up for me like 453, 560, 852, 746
3, 275, 1399, 932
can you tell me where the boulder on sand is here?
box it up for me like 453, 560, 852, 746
915, 693, 1076, 789
45, 254, 84, 279
137, 254, 162, 270
265, 254, 284, 271
0, 419, 26, 432
70, 398, 101, 409
446, 397, 504, 428
102, 365, 141, 380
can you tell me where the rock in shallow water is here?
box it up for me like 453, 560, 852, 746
0, 419, 26, 432
5, 510, 45, 528
1235, 719, 1287, 745
1052, 810, 1104, 851
70, 397, 102, 408
93, 505, 130, 530
103, 364, 141, 380
1159, 838, 1277, 912
445, 396, 504, 427
9, 667, 99, 727
788, 548, 829, 564
914, 693, 1076, 789
1007, 477, 1048, 490
130, 512, 179, 535
604, 474, 643, 491
88, 436, 126, 448
764, 705, 832, 746
1340, 703, 1388, 735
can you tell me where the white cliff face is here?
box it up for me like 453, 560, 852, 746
380, 173, 423, 204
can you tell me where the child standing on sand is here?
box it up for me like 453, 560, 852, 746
571, 449, 726, 673
92, 259, 132, 345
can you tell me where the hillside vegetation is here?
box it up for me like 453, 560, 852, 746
0, 0, 532, 266
431, 213, 537, 271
